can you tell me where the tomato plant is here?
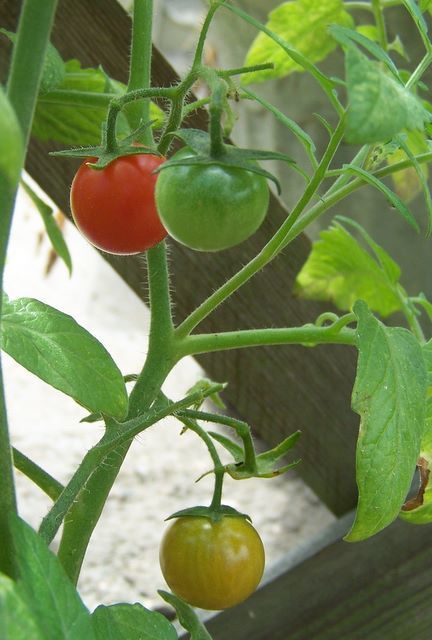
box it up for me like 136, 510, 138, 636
155, 147, 270, 252
159, 515, 265, 610
2, 0, 432, 637
70, 153, 167, 255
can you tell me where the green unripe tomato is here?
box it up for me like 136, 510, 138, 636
155, 148, 270, 252
159, 515, 265, 610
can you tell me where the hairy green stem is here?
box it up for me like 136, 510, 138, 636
126, 0, 154, 145
179, 325, 357, 356
177, 415, 225, 510
0, 0, 59, 580
39, 384, 222, 547
13, 448, 64, 501
406, 52, 432, 90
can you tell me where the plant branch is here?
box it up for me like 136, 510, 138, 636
13, 448, 64, 501
126, 0, 154, 144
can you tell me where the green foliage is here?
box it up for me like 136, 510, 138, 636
159, 591, 213, 640
345, 301, 427, 541
10, 517, 95, 639
20, 180, 72, 275
399, 341, 432, 524
294, 220, 403, 317
92, 603, 177, 640
387, 130, 430, 202
345, 46, 431, 144
1, 296, 128, 420
242, 0, 353, 84
32, 60, 164, 146
0, 574, 44, 639
33, 60, 128, 145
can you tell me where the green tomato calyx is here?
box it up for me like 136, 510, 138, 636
156, 129, 297, 195
165, 504, 251, 523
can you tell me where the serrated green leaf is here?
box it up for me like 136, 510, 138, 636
159, 591, 212, 640
92, 603, 177, 640
345, 301, 427, 541
243, 0, 353, 84
0, 574, 43, 640
294, 222, 403, 317
21, 180, 72, 275
10, 517, 95, 640
1, 297, 128, 420
345, 46, 431, 144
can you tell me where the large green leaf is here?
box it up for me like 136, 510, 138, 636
345, 46, 431, 144
1, 296, 128, 420
243, 0, 353, 84
345, 301, 427, 541
0, 574, 43, 640
294, 221, 403, 317
399, 340, 432, 524
11, 517, 95, 640
92, 603, 177, 640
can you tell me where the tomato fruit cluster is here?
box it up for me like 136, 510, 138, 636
159, 515, 265, 610
155, 147, 270, 252
70, 153, 167, 255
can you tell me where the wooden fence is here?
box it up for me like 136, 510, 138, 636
1, 1, 431, 637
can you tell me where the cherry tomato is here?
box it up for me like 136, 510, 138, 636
70, 153, 167, 255
155, 148, 270, 252
159, 515, 265, 610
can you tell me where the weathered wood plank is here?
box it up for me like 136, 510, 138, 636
0, 0, 358, 515
199, 514, 432, 640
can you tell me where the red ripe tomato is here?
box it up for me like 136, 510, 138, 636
159, 515, 265, 610
70, 153, 167, 255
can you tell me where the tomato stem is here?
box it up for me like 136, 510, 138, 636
371, 0, 388, 51
126, 0, 154, 145
0, 0, 59, 580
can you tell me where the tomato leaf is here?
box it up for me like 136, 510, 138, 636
158, 591, 213, 640
21, 180, 72, 275
0, 574, 44, 640
242, 0, 353, 84
345, 301, 427, 541
10, 517, 95, 640
294, 221, 403, 317
345, 46, 431, 144
387, 130, 430, 202
1, 296, 128, 420
343, 164, 419, 231
399, 341, 432, 524
92, 603, 177, 640
329, 24, 400, 80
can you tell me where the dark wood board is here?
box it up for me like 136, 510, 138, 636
1, 0, 358, 515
